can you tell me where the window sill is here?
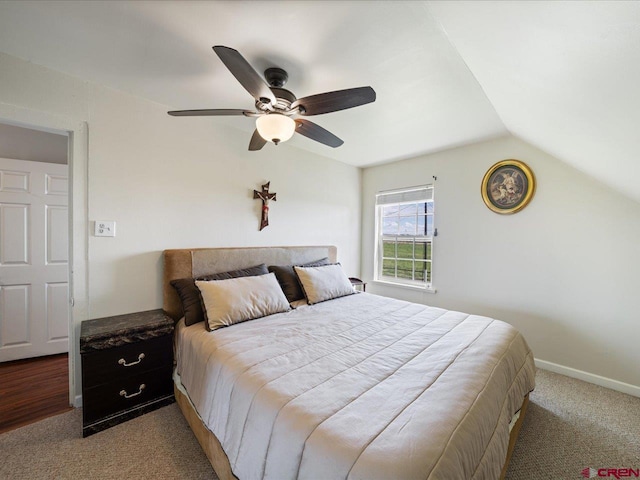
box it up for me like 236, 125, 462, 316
372, 279, 437, 294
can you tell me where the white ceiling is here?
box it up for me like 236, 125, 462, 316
0, 1, 638, 201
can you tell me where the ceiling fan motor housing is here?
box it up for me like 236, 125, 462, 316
259, 68, 296, 111
256, 88, 296, 112
270, 87, 296, 110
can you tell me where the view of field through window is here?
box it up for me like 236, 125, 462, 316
380, 200, 434, 284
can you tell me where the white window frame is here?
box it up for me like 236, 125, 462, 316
374, 185, 435, 290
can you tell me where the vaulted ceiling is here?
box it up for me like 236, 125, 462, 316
0, 1, 638, 201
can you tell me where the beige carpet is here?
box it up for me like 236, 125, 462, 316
505, 369, 640, 479
0, 400, 217, 480
1, 369, 638, 479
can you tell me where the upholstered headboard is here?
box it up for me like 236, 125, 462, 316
162, 246, 337, 321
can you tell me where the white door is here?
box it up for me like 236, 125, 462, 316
0, 157, 69, 362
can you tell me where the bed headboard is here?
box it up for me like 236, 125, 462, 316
163, 245, 337, 321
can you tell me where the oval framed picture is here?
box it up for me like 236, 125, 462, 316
481, 159, 536, 214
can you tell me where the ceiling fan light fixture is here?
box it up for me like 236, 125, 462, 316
256, 114, 295, 145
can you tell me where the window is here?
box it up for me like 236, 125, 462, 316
375, 185, 434, 289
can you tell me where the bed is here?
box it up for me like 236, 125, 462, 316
163, 246, 535, 480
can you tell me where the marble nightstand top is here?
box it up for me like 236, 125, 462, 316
80, 309, 174, 353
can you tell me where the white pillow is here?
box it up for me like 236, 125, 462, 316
294, 264, 355, 305
196, 273, 290, 331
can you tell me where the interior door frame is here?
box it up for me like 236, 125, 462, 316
0, 103, 88, 406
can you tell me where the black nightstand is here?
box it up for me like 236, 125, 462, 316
80, 309, 175, 437
349, 277, 367, 292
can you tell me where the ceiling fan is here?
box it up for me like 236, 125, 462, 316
168, 46, 376, 151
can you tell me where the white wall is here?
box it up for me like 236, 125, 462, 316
362, 136, 640, 391
0, 51, 362, 399
86, 84, 361, 317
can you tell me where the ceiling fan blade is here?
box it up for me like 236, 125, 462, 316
292, 86, 376, 116
213, 46, 276, 104
249, 129, 267, 151
295, 119, 344, 148
168, 109, 252, 117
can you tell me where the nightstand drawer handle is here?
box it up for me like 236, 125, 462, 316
118, 353, 145, 367
120, 384, 145, 399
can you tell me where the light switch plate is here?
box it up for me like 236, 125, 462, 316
95, 221, 116, 237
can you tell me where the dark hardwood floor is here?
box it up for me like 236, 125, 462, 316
0, 353, 72, 434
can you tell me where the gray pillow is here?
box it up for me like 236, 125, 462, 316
268, 257, 330, 303
294, 264, 356, 305
170, 263, 269, 326
196, 273, 290, 331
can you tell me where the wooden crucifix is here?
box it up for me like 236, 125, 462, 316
253, 182, 277, 231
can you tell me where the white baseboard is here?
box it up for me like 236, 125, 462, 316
74, 395, 82, 408
534, 358, 640, 398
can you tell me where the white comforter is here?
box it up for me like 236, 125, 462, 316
176, 293, 535, 480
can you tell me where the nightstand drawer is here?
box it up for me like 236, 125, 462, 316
82, 335, 172, 388
82, 365, 173, 424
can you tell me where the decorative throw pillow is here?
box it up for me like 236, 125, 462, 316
294, 264, 356, 305
268, 257, 330, 303
196, 273, 290, 331
170, 263, 269, 326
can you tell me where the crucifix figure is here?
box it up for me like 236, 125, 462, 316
253, 182, 277, 231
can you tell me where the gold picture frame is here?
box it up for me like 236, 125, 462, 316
481, 159, 535, 214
